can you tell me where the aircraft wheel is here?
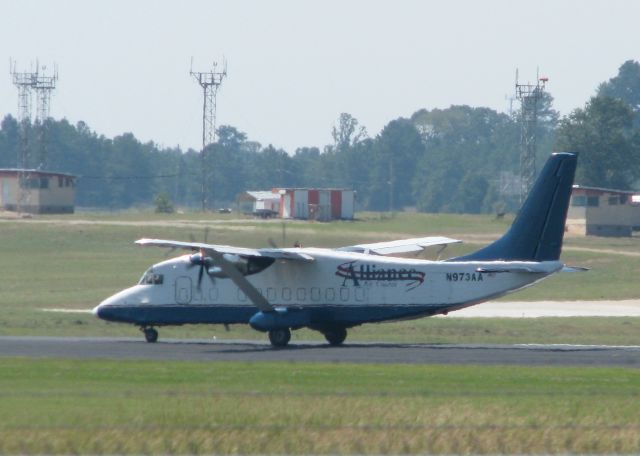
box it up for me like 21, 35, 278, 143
324, 327, 347, 346
143, 327, 158, 343
268, 328, 291, 347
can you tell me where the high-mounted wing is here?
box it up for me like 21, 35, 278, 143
135, 238, 314, 262
338, 236, 461, 256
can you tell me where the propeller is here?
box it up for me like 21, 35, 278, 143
186, 227, 214, 290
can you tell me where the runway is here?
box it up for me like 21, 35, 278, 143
1, 336, 640, 367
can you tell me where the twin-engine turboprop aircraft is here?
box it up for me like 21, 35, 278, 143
94, 153, 579, 347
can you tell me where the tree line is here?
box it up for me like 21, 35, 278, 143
1, 60, 639, 213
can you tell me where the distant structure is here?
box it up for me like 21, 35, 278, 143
190, 58, 227, 211
238, 188, 356, 221
9, 60, 58, 212
515, 69, 546, 203
567, 185, 640, 237
0, 169, 76, 214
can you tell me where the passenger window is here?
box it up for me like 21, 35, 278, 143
325, 288, 336, 302
340, 287, 349, 301
311, 287, 321, 301
267, 287, 277, 300
282, 288, 292, 301
296, 288, 306, 301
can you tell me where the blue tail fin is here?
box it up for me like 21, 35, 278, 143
452, 152, 577, 262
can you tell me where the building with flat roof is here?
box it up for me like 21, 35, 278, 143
238, 188, 355, 221
0, 169, 76, 214
567, 185, 640, 236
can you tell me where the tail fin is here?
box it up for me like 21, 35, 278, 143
452, 152, 577, 262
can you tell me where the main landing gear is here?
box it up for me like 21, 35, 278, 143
323, 327, 347, 346
268, 328, 291, 347
266, 327, 348, 347
141, 327, 158, 343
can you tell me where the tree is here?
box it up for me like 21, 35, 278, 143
597, 60, 640, 126
411, 106, 520, 213
555, 96, 640, 189
331, 113, 367, 153
368, 118, 424, 211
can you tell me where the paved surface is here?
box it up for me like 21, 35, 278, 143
43, 300, 640, 318
439, 300, 640, 317
2, 336, 640, 367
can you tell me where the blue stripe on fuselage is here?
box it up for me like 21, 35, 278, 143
96, 303, 449, 327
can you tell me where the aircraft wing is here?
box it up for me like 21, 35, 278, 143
135, 238, 315, 262
338, 236, 461, 255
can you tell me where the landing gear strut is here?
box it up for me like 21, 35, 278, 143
268, 328, 291, 347
324, 327, 347, 346
142, 327, 158, 343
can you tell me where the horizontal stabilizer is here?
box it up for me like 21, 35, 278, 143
475, 262, 563, 274
561, 266, 589, 273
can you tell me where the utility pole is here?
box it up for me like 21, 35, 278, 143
515, 69, 546, 203
190, 58, 227, 211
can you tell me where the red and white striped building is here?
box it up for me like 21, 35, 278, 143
278, 188, 354, 221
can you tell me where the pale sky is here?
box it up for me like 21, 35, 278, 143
1, 0, 639, 153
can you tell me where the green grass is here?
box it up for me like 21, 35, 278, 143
2, 211, 640, 342
1, 358, 638, 454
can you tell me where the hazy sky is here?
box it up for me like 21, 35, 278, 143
1, 0, 639, 153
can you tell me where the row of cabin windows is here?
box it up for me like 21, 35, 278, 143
572, 195, 629, 207
19, 176, 75, 189
201, 286, 367, 303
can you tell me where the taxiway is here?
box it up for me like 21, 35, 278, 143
1, 336, 639, 367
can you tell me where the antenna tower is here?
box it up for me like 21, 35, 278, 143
190, 58, 227, 211
10, 59, 58, 212
33, 62, 58, 169
515, 69, 546, 203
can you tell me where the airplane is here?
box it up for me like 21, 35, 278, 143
94, 152, 579, 347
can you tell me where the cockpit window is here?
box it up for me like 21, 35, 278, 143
139, 270, 164, 285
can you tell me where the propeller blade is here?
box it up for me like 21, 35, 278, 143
209, 250, 273, 312
197, 263, 205, 290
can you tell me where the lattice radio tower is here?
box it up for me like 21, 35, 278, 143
10, 60, 58, 169
515, 69, 546, 203
190, 58, 227, 211
10, 60, 58, 213
33, 62, 58, 169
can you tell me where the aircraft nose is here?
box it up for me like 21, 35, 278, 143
93, 291, 128, 321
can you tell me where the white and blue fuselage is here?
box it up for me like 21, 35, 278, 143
95, 248, 561, 328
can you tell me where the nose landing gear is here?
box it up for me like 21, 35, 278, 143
141, 327, 158, 343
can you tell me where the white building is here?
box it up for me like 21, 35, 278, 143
237, 190, 281, 217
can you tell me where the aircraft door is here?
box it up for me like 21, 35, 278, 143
175, 276, 192, 304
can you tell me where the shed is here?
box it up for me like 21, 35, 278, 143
0, 169, 76, 214
279, 188, 354, 221
567, 185, 640, 236
237, 190, 280, 217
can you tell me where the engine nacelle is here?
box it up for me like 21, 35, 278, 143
249, 308, 311, 332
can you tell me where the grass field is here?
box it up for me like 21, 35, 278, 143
2, 211, 640, 455
2, 211, 640, 343
1, 358, 639, 454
